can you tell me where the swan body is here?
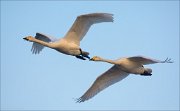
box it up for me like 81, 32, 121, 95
114, 57, 150, 74
77, 56, 173, 102
52, 38, 80, 55
23, 13, 114, 60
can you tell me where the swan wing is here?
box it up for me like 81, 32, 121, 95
31, 33, 58, 54
77, 65, 129, 103
64, 13, 113, 45
127, 56, 173, 65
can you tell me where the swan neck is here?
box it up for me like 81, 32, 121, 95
32, 39, 53, 48
100, 58, 117, 65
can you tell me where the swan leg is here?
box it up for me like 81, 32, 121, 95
83, 54, 90, 59
141, 71, 152, 76
76, 55, 86, 60
141, 73, 152, 76
79, 49, 90, 60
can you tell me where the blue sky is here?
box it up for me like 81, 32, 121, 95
1, 1, 179, 110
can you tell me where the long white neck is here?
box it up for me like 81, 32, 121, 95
99, 58, 118, 65
31, 39, 53, 48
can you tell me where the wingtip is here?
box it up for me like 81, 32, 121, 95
162, 57, 173, 63
112, 19, 114, 22
75, 97, 84, 103
36, 32, 44, 36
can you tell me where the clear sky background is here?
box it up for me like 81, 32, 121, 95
1, 1, 179, 110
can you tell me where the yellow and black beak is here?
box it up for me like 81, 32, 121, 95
23, 37, 28, 41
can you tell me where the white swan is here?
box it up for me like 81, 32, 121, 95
23, 13, 113, 60
77, 56, 173, 102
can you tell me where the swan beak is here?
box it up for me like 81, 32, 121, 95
23, 37, 28, 41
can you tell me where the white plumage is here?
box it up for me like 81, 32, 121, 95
77, 56, 173, 102
24, 13, 113, 60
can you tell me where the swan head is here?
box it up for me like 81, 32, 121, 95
90, 56, 102, 61
23, 36, 34, 41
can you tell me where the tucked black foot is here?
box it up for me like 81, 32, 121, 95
76, 55, 86, 60
79, 48, 90, 60
141, 73, 152, 76
83, 55, 90, 60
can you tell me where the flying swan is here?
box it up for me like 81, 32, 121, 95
77, 56, 173, 102
23, 13, 113, 60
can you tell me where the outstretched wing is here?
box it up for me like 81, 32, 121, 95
127, 56, 173, 65
31, 33, 58, 54
64, 13, 113, 45
77, 65, 129, 103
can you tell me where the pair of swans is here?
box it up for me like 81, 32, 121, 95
23, 13, 173, 103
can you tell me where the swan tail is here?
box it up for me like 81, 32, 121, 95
82, 51, 89, 56
141, 68, 152, 76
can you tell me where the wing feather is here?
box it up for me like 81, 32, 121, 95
64, 13, 113, 45
31, 33, 58, 54
127, 56, 173, 65
77, 65, 129, 102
